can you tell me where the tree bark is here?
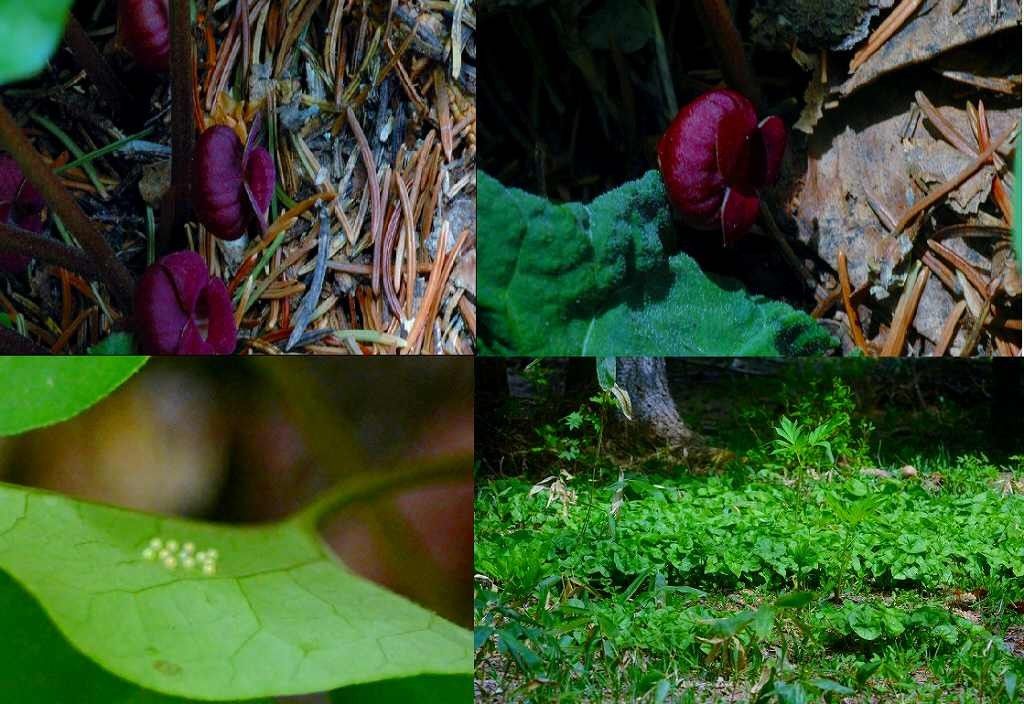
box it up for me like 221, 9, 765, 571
616, 357, 702, 447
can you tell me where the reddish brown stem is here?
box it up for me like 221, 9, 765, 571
0, 101, 134, 311
64, 14, 131, 118
0, 223, 101, 279
0, 326, 51, 354
691, 0, 761, 107
159, 0, 197, 252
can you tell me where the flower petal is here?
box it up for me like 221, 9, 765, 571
193, 126, 248, 240
0, 253, 30, 273
758, 116, 788, 187
177, 318, 216, 354
716, 108, 757, 186
159, 250, 211, 315
135, 260, 190, 354
198, 279, 238, 354
720, 187, 760, 244
243, 147, 275, 233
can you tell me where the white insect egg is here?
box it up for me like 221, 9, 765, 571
148, 538, 163, 550
202, 563, 216, 576
165, 540, 179, 552
142, 547, 157, 561
182, 557, 196, 570
158, 548, 171, 560
195, 551, 208, 562
182, 542, 195, 554
162, 555, 178, 569
206, 548, 219, 560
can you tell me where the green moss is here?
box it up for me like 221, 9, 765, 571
750, 0, 876, 49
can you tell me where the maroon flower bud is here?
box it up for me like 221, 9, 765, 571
193, 116, 275, 241
657, 89, 787, 244
135, 251, 237, 354
0, 154, 45, 273
118, 0, 170, 72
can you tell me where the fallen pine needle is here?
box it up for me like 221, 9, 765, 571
838, 250, 871, 355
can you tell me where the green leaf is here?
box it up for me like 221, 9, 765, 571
329, 675, 470, 703
88, 333, 137, 355
0, 313, 11, 329
596, 357, 617, 390
0, 568, 268, 703
847, 608, 881, 641
0, 481, 471, 700
774, 591, 814, 609
478, 171, 836, 355
809, 678, 854, 695
0, 0, 75, 85
0, 357, 147, 437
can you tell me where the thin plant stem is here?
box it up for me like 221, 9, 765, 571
159, 0, 198, 253
0, 101, 135, 311
691, 0, 761, 107
63, 14, 131, 117
647, 0, 677, 119
0, 222, 102, 279
54, 125, 157, 174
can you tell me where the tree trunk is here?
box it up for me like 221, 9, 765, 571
616, 357, 702, 448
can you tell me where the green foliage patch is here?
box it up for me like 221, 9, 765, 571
477, 443, 1024, 702
478, 171, 836, 356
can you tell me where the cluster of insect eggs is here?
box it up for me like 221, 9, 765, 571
142, 538, 218, 575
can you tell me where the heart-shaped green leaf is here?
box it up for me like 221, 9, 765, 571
0, 479, 471, 701
0, 0, 75, 85
478, 170, 836, 355
0, 358, 147, 437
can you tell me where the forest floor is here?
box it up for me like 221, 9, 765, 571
474, 374, 1024, 702
1, 1, 474, 354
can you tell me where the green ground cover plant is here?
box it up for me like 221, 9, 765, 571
475, 375, 1024, 703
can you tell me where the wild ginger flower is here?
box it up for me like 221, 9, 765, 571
658, 88, 787, 244
118, 0, 170, 72
135, 251, 236, 354
193, 120, 275, 241
0, 155, 45, 273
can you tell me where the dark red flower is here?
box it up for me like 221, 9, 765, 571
193, 118, 275, 241
0, 155, 45, 273
135, 251, 237, 354
118, 0, 170, 72
657, 89, 787, 244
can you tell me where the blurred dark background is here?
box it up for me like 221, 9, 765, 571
0, 358, 473, 628
480, 0, 805, 201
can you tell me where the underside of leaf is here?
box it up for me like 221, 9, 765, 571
0, 482, 471, 701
